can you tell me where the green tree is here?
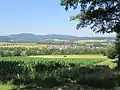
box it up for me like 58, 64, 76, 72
61, 0, 120, 67
12, 50, 21, 56
0, 51, 5, 57
106, 45, 116, 59
4, 51, 12, 57
115, 32, 120, 67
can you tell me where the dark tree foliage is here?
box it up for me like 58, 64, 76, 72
61, 0, 120, 33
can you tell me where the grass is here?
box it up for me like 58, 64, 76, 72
96, 59, 117, 69
0, 85, 14, 90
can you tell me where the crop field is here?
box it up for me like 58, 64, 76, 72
30, 54, 107, 59
0, 42, 47, 48
0, 56, 106, 66
74, 40, 107, 43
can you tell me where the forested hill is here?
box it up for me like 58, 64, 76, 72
0, 33, 115, 42
0, 36, 11, 42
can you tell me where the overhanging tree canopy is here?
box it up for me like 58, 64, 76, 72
61, 0, 120, 33
61, 0, 120, 67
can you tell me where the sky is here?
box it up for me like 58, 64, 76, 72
0, 0, 115, 37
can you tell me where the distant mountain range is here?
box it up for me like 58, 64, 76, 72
0, 33, 115, 42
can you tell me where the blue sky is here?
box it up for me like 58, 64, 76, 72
0, 0, 115, 37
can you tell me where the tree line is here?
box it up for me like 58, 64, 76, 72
0, 47, 106, 57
